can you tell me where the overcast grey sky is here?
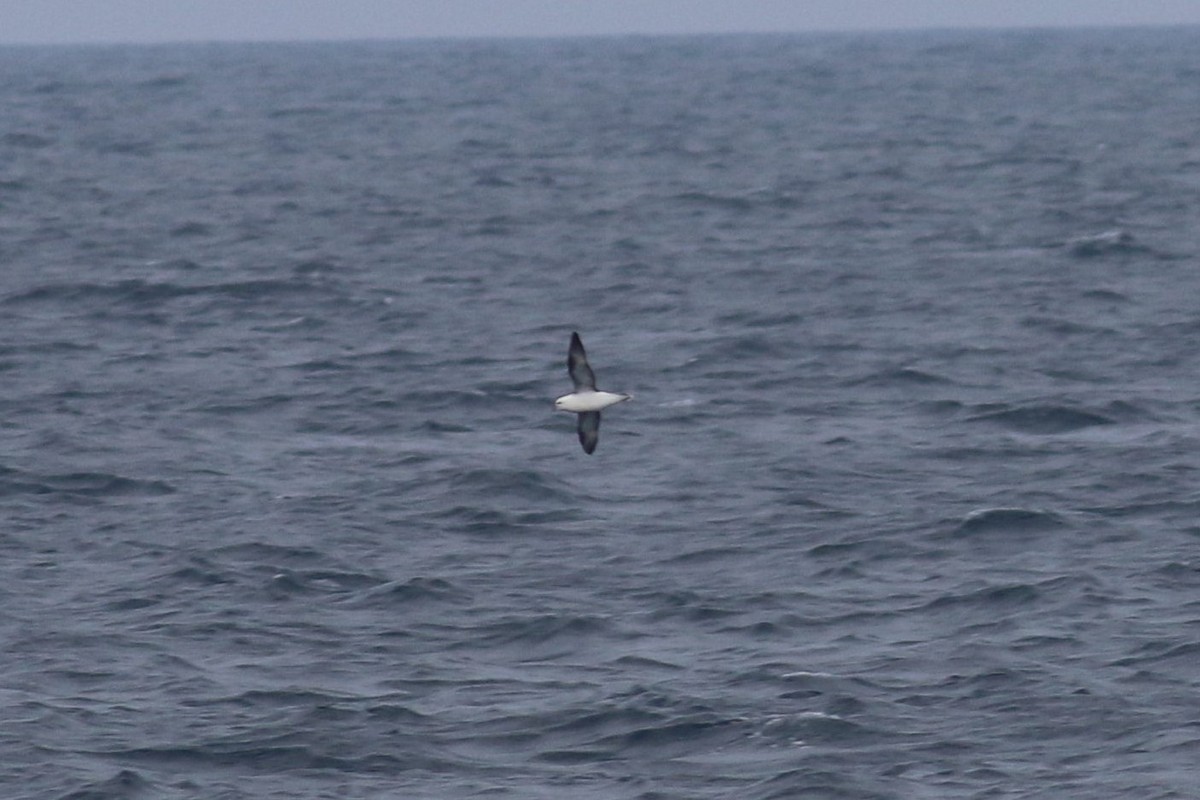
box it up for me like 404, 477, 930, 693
2, 1, 1199, 45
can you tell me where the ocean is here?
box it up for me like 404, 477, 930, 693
3, 27, 1200, 799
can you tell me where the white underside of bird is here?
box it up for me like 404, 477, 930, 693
554, 390, 630, 413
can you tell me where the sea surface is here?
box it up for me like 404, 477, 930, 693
3, 27, 1200, 799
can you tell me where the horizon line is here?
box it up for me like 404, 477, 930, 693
1, 20, 1197, 50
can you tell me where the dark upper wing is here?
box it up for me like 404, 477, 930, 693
577, 411, 600, 454
567, 332, 596, 391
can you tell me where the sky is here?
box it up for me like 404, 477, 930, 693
1, 0, 1199, 45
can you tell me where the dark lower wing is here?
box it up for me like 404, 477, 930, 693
577, 412, 600, 454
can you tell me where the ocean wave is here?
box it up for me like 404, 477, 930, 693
460, 613, 614, 648
594, 713, 745, 754
921, 582, 1041, 610
671, 190, 757, 211
847, 366, 955, 387
1063, 229, 1164, 258
3, 278, 325, 308
759, 711, 875, 744
472, 699, 749, 766
966, 404, 1114, 434
0, 468, 174, 498
348, 576, 473, 607
56, 769, 148, 800
953, 507, 1067, 535
750, 766, 891, 800
105, 743, 426, 774
1110, 641, 1200, 668
714, 310, 805, 329
1019, 315, 1116, 336
209, 542, 327, 566
659, 545, 745, 565
267, 569, 385, 596
637, 588, 739, 623
3, 132, 55, 149
442, 467, 577, 505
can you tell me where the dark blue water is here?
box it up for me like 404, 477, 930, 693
3, 28, 1200, 799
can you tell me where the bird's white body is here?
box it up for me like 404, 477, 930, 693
555, 390, 630, 414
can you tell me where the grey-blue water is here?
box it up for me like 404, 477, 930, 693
3, 28, 1200, 799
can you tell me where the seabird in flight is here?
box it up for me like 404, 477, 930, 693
554, 332, 631, 454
